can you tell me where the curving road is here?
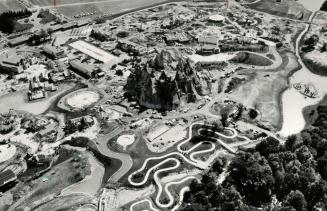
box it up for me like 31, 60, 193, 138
91, 128, 133, 182
241, 0, 262, 5
157, 176, 200, 208
128, 122, 241, 210
128, 152, 205, 186
130, 199, 159, 211
189, 141, 216, 164
171, 186, 190, 211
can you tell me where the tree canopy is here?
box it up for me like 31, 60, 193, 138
181, 105, 327, 211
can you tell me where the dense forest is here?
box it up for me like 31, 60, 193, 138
0, 9, 33, 34
321, 0, 327, 11
90, 30, 109, 42
181, 105, 327, 211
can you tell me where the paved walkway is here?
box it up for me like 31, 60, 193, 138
90, 127, 133, 183
128, 122, 241, 210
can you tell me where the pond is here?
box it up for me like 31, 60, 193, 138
297, 0, 325, 12
279, 1, 327, 136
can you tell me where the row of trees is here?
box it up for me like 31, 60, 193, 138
27, 29, 51, 45
90, 30, 109, 42
321, 0, 327, 11
181, 105, 327, 211
0, 9, 32, 33
302, 35, 319, 53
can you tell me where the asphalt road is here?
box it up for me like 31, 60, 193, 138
90, 127, 134, 183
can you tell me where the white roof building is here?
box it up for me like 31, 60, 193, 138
208, 14, 225, 22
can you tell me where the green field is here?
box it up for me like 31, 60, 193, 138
247, 0, 311, 20
0, 0, 24, 13
0, 0, 171, 18
28, 0, 168, 18
28, 0, 108, 6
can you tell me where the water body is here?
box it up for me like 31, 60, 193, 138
297, 0, 325, 12
280, 1, 327, 136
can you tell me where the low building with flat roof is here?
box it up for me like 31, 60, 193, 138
208, 14, 225, 23
198, 35, 219, 45
2, 56, 23, 66
69, 60, 97, 79
0, 169, 17, 188
69, 40, 117, 63
0, 55, 24, 75
61, 22, 77, 31
42, 45, 65, 59
8, 36, 30, 47
49, 24, 62, 32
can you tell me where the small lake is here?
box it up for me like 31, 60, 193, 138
279, 0, 327, 137
297, 0, 325, 12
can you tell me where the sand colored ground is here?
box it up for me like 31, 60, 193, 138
146, 125, 170, 142
24, 64, 49, 79
69, 40, 117, 63
117, 134, 135, 150
188, 52, 236, 63
116, 185, 156, 208
146, 124, 188, 153
61, 152, 104, 196
0, 84, 73, 115
9, 132, 39, 154
0, 144, 16, 163
66, 90, 100, 109
103, 108, 121, 121
229, 52, 299, 130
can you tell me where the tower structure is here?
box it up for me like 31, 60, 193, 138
223, 0, 229, 17
224, 0, 229, 10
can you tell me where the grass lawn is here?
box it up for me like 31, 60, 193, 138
29, 193, 93, 210
0, 1, 24, 13
303, 94, 327, 128
231, 52, 273, 66
192, 143, 222, 161
38, 9, 58, 24
15, 152, 91, 209
246, 0, 311, 20
64, 137, 122, 186
227, 52, 300, 130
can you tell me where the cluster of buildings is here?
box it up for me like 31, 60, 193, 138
116, 40, 150, 56
7, 20, 89, 47
28, 77, 60, 101
164, 32, 190, 45
42, 45, 66, 59
66, 115, 94, 132
36, 122, 58, 141
28, 78, 47, 101
69, 60, 104, 79
0, 54, 33, 75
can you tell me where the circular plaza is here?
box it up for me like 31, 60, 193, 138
58, 88, 101, 111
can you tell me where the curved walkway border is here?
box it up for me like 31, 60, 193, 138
129, 122, 239, 210
129, 199, 159, 211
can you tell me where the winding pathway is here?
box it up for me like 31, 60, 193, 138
129, 122, 241, 210
91, 128, 134, 182
157, 176, 200, 208
129, 199, 159, 211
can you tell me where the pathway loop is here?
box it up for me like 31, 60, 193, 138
129, 122, 239, 210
